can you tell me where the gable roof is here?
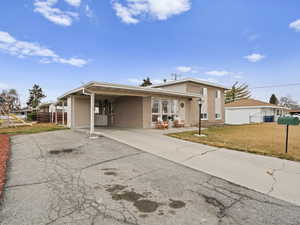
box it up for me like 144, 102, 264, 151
151, 78, 229, 90
225, 98, 284, 109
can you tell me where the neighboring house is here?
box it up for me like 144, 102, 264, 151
39, 102, 64, 113
289, 109, 300, 116
58, 79, 227, 133
225, 98, 289, 125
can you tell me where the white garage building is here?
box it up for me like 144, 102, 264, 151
225, 99, 288, 125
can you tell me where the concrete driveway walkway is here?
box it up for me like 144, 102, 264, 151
92, 127, 300, 206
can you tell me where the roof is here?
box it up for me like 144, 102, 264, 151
289, 109, 300, 113
225, 98, 285, 109
58, 81, 202, 100
151, 78, 229, 90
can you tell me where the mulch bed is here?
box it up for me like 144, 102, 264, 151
0, 134, 10, 197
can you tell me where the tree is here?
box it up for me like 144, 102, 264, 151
225, 82, 251, 103
27, 84, 46, 109
0, 89, 21, 112
279, 96, 299, 109
269, 94, 279, 105
140, 77, 153, 87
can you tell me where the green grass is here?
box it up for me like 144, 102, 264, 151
0, 123, 68, 135
167, 123, 300, 162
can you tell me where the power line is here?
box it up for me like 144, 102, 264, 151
251, 83, 300, 89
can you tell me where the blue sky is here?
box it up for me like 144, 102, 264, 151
0, 0, 300, 105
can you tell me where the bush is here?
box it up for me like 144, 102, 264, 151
27, 112, 37, 121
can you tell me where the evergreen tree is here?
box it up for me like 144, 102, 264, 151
269, 94, 279, 105
140, 77, 153, 87
225, 82, 251, 103
26, 84, 46, 109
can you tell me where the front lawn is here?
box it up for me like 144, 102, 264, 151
168, 123, 300, 162
0, 123, 68, 135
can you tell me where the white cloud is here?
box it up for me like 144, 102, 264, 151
64, 0, 81, 7
244, 53, 265, 62
289, 19, 300, 32
85, 5, 94, 18
0, 31, 87, 67
34, 0, 79, 26
113, 3, 139, 24
176, 66, 192, 73
112, 0, 191, 24
54, 57, 87, 67
205, 70, 230, 76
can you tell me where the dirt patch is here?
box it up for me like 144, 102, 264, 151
104, 171, 118, 176
0, 134, 10, 197
112, 191, 145, 202
133, 200, 159, 213
169, 199, 186, 209
105, 184, 127, 193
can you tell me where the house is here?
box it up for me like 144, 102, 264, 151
58, 78, 227, 133
225, 98, 289, 125
39, 102, 64, 113
289, 109, 300, 116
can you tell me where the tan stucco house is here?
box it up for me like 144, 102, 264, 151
58, 78, 227, 133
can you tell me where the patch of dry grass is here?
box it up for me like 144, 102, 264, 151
168, 123, 300, 162
0, 123, 68, 135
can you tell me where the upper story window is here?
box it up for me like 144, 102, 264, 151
215, 90, 221, 99
200, 88, 204, 95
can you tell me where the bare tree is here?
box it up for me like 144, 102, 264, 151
279, 96, 299, 109
0, 89, 21, 112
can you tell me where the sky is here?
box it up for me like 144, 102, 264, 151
0, 0, 300, 105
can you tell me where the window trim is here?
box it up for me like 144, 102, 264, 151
215, 113, 222, 120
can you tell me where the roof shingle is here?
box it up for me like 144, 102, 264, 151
225, 98, 278, 108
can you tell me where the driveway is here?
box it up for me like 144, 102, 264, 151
1, 130, 300, 225
92, 127, 300, 206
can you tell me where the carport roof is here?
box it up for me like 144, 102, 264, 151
58, 81, 202, 100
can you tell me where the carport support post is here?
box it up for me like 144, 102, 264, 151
55, 105, 58, 124
62, 101, 65, 126
286, 125, 289, 153
90, 93, 95, 134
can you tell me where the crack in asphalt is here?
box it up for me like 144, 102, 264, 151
5, 180, 51, 189
267, 162, 286, 194
82, 152, 143, 170
196, 175, 297, 209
